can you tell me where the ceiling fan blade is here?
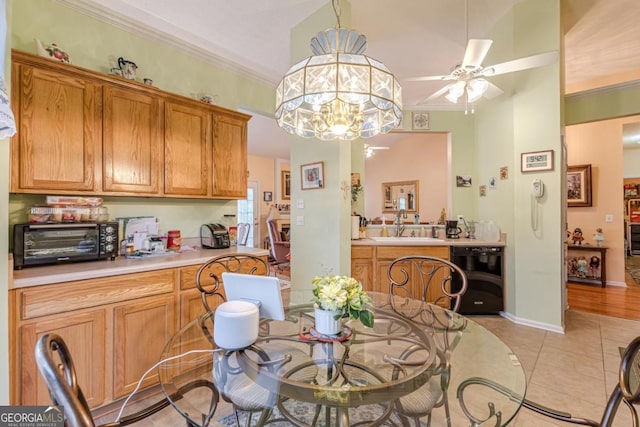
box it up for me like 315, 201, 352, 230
462, 39, 493, 68
404, 74, 452, 82
483, 81, 504, 99
418, 85, 452, 104
370, 146, 390, 150
481, 51, 559, 76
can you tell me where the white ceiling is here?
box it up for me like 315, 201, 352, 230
60, 0, 640, 157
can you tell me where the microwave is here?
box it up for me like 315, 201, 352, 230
13, 222, 119, 270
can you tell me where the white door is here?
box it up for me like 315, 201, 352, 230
237, 180, 259, 247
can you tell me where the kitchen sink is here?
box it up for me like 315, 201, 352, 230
368, 236, 444, 242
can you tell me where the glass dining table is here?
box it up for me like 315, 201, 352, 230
158, 291, 526, 427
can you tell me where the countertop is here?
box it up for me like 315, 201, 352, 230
10, 245, 270, 289
351, 237, 506, 247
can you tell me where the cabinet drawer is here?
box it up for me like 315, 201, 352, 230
180, 265, 200, 290
352, 246, 374, 259
20, 269, 177, 319
376, 246, 449, 260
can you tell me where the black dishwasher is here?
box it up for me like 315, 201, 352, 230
450, 246, 504, 315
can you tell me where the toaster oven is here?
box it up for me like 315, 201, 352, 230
13, 222, 119, 269
200, 223, 231, 249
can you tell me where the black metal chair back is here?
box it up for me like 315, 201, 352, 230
195, 254, 269, 313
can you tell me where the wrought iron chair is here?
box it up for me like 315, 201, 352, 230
457, 336, 640, 427
195, 254, 309, 426
34, 333, 217, 427
194, 254, 269, 314
385, 255, 469, 427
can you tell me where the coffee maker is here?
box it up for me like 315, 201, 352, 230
445, 220, 462, 239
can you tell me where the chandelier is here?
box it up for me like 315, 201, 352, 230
275, 0, 402, 141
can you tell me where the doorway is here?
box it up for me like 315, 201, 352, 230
237, 180, 259, 247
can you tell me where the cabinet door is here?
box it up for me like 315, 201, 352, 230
20, 310, 106, 408
113, 294, 177, 398
212, 113, 247, 198
103, 86, 162, 194
11, 63, 100, 192
164, 101, 211, 197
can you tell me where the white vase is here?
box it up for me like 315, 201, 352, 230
314, 308, 342, 336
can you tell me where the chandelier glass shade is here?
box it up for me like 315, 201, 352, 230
275, 28, 402, 141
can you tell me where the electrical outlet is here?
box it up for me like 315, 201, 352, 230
605, 214, 613, 223
297, 199, 304, 209
296, 215, 304, 226
457, 214, 464, 223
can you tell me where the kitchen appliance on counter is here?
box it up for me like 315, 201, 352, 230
13, 222, 119, 269
450, 246, 504, 315
200, 224, 231, 249
445, 220, 462, 239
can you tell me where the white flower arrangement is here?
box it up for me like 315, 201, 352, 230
311, 275, 374, 327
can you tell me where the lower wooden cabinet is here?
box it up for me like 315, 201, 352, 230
351, 245, 450, 304
113, 294, 176, 398
11, 269, 179, 408
19, 310, 107, 408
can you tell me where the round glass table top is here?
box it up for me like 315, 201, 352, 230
158, 291, 526, 427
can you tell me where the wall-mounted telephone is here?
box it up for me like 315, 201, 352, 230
532, 179, 544, 198
531, 179, 544, 231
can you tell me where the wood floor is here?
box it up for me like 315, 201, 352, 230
567, 269, 640, 319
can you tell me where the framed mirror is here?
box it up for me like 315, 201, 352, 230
382, 180, 419, 213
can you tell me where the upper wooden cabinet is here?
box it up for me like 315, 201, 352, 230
10, 50, 250, 199
213, 112, 248, 198
10, 60, 101, 193
103, 85, 163, 195
164, 100, 211, 197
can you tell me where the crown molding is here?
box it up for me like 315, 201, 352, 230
565, 79, 640, 101
53, 0, 277, 88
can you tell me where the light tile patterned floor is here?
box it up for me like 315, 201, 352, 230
95, 309, 640, 426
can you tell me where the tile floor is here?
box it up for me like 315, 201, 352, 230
97, 309, 640, 426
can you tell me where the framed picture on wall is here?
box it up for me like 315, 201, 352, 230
263, 191, 273, 202
568, 164, 592, 207
301, 161, 324, 190
281, 170, 291, 200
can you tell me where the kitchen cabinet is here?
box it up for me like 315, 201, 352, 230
10, 50, 249, 199
351, 244, 450, 306
10, 58, 101, 193
102, 85, 163, 195
351, 246, 374, 291
18, 310, 106, 408
212, 112, 248, 198
10, 268, 177, 408
113, 294, 176, 398
164, 101, 211, 197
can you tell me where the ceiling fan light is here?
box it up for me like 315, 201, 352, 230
445, 81, 465, 103
467, 78, 489, 102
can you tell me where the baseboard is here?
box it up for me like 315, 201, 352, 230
606, 280, 627, 287
500, 311, 565, 334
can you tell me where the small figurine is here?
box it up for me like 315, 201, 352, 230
589, 256, 601, 278
594, 227, 605, 247
438, 208, 446, 225
577, 256, 589, 277
572, 227, 584, 245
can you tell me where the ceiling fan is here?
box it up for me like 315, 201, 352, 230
406, 0, 558, 113
364, 144, 389, 158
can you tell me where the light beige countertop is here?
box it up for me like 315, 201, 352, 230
351, 237, 506, 247
10, 245, 269, 289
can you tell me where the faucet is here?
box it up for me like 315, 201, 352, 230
395, 209, 407, 237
